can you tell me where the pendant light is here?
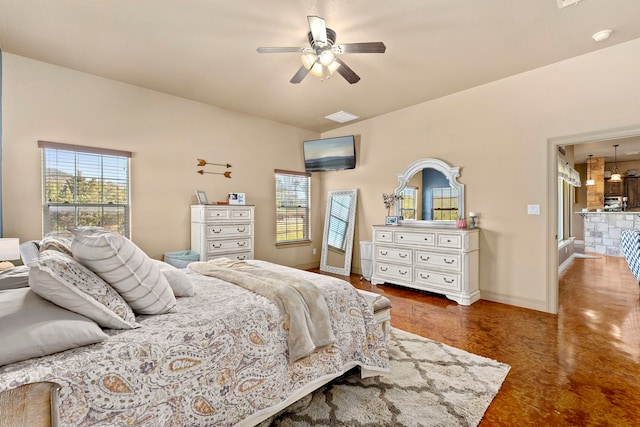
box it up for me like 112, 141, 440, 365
610, 144, 622, 182
586, 154, 595, 186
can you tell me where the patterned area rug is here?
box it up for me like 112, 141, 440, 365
260, 328, 510, 427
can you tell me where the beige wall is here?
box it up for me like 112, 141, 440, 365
4, 37, 640, 313
1, 53, 323, 269
321, 38, 640, 312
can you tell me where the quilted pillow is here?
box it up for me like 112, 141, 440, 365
29, 250, 138, 329
70, 227, 176, 314
153, 260, 195, 297
39, 231, 74, 256
0, 288, 108, 366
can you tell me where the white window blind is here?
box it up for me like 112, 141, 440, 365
400, 187, 417, 220
39, 141, 131, 237
275, 170, 310, 244
326, 193, 351, 250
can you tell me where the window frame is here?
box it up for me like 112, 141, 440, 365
39, 140, 131, 238
275, 169, 311, 245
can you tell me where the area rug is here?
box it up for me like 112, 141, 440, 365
260, 328, 510, 427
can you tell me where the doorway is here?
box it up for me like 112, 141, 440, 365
548, 124, 640, 314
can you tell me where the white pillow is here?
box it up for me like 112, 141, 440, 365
70, 227, 176, 314
0, 265, 30, 290
29, 250, 138, 329
0, 288, 108, 366
152, 260, 195, 297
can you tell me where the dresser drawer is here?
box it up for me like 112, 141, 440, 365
204, 209, 230, 220
395, 231, 435, 247
375, 246, 412, 265
415, 250, 461, 272
230, 209, 253, 220
415, 268, 461, 291
205, 224, 252, 238
207, 238, 252, 253
206, 251, 252, 261
374, 229, 393, 242
437, 233, 462, 249
375, 262, 412, 281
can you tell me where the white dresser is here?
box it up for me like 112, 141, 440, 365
371, 225, 479, 305
191, 205, 255, 261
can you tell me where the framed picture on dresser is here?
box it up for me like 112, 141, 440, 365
228, 193, 246, 205
195, 190, 209, 205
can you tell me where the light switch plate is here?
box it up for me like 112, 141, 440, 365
527, 204, 541, 215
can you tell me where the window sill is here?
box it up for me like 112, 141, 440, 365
275, 240, 312, 248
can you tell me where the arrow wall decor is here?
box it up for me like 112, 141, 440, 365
196, 158, 232, 178
197, 170, 232, 178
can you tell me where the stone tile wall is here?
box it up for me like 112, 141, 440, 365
583, 213, 640, 256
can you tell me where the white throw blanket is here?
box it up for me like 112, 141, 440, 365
189, 258, 336, 362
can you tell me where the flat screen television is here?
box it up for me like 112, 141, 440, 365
303, 135, 356, 172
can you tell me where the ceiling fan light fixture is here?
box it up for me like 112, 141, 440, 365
318, 49, 335, 66
301, 53, 317, 70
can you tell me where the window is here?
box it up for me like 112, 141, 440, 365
326, 193, 351, 251
431, 187, 459, 220
399, 187, 418, 220
275, 170, 310, 244
39, 141, 131, 237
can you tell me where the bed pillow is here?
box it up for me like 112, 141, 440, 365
0, 288, 108, 366
70, 227, 176, 314
39, 231, 74, 256
28, 250, 138, 329
153, 260, 195, 297
0, 265, 30, 290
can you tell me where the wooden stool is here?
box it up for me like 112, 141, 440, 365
357, 289, 392, 343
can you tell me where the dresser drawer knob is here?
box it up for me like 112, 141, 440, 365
420, 273, 430, 279
399, 253, 407, 258
443, 278, 454, 283
212, 228, 221, 233
237, 242, 246, 247
237, 227, 246, 232
399, 270, 408, 275
212, 243, 222, 248
381, 267, 388, 272
420, 256, 430, 261
380, 251, 388, 256
444, 259, 454, 264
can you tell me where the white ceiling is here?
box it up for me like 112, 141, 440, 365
1, 0, 640, 155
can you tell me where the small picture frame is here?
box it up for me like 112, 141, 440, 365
195, 190, 209, 205
385, 216, 399, 226
228, 192, 246, 205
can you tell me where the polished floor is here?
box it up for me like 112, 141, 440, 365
318, 254, 640, 426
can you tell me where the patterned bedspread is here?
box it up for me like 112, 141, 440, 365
0, 261, 389, 426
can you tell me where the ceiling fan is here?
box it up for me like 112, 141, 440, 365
257, 16, 386, 84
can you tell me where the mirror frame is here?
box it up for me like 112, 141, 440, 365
394, 158, 464, 227
320, 188, 358, 276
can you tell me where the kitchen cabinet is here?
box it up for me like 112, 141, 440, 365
625, 177, 640, 208
605, 179, 624, 196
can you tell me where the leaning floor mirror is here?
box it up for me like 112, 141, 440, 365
320, 189, 358, 276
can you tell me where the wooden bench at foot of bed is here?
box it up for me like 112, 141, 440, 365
0, 382, 60, 427
357, 289, 391, 343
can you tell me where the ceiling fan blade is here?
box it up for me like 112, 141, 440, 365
334, 58, 360, 84
257, 47, 308, 53
308, 15, 327, 45
333, 42, 386, 54
290, 65, 310, 84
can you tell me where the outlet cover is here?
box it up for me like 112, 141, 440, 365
527, 204, 541, 215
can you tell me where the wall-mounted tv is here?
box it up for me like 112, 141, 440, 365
303, 135, 356, 172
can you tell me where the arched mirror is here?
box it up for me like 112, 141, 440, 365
394, 158, 464, 226
320, 189, 358, 276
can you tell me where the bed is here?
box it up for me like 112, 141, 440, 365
0, 229, 389, 427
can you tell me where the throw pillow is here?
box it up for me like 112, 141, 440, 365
70, 227, 176, 314
29, 250, 138, 329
